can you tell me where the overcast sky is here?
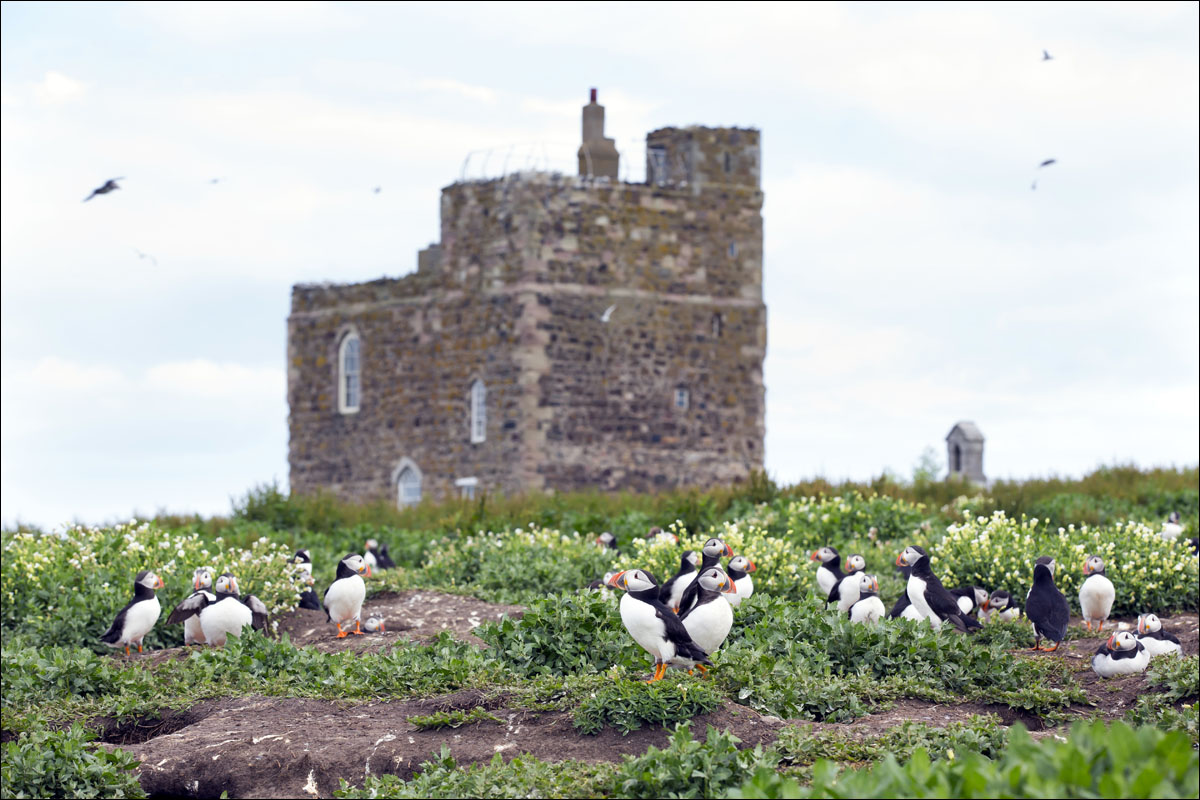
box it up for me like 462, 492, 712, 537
2, 1, 1197, 527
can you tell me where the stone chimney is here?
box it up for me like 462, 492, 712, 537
578, 88, 619, 179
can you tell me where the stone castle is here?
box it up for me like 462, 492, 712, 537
287, 90, 766, 506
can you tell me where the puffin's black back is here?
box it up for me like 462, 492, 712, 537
1026, 563, 1069, 641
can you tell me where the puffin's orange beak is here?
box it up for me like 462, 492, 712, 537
1082, 561, 1091, 575
746, 560, 757, 573
156, 576, 165, 589
895, 553, 906, 567
193, 577, 200, 590
871, 577, 880, 592
982, 599, 990, 611
1106, 634, 1116, 649
607, 571, 626, 589
723, 543, 733, 558
725, 581, 737, 594
1137, 617, 1146, 635
810, 551, 820, 561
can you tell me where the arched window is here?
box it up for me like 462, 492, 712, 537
338, 332, 361, 414
470, 379, 487, 443
395, 460, 422, 508
953, 444, 963, 473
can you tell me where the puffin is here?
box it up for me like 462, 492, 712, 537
675, 566, 738, 671
659, 550, 701, 612
594, 532, 620, 553
1160, 511, 1184, 542
100, 570, 165, 655
646, 526, 680, 545
888, 564, 915, 618
1136, 614, 1183, 659
1079, 555, 1115, 633
364, 539, 396, 570
980, 590, 1021, 624
166, 573, 269, 647
677, 538, 734, 615
363, 616, 387, 633
895, 546, 981, 632
172, 567, 215, 645
847, 573, 885, 624
811, 546, 846, 600
1091, 631, 1149, 677
828, 554, 866, 611
293, 550, 322, 611
1025, 556, 1070, 651
324, 553, 371, 637
724, 555, 756, 608
949, 586, 990, 617
607, 569, 710, 682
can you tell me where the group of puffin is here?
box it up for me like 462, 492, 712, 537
100, 544, 387, 654
598, 534, 757, 682
813, 542, 1184, 678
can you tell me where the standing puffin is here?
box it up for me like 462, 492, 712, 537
364, 539, 396, 570
172, 567, 215, 645
848, 573, 885, 624
949, 586, 990, 617
677, 538, 734, 615
1025, 556, 1070, 652
607, 569, 710, 682
811, 546, 846, 601
980, 590, 1021, 624
888, 564, 915, 619
895, 546, 981, 632
724, 555, 756, 608
1160, 511, 1184, 542
100, 570, 165, 655
1079, 555, 1115, 633
676, 567, 738, 671
594, 532, 620, 553
1136, 614, 1183, 659
293, 550, 322, 611
828, 554, 866, 611
167, 573, 269, 647
1092, 631, 1150, 677
659, 550, 700, 612
324, 554, 370, 637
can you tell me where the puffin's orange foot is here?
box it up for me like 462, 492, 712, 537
696, 664, 708, 674
124, 646, 131, 656
1096, 621, 1104, 633
336, 631, 349, 639
1084, 620, 1092, 632
351, 620, 365, 635
645, 664, 666, 683
137, 643, 144, 653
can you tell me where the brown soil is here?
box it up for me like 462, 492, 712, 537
107, 694, 785, 799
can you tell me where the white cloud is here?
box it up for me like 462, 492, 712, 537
32, 71, 87, 105
27, 356, 123, 392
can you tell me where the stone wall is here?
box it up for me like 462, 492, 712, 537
288, 126, 765, 504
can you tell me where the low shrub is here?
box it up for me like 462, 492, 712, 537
774, 716, 1006, 767
572, 673, 723, 735
0, 723, 145, 799
477, 590, 631, 676
615, 723, 777, 799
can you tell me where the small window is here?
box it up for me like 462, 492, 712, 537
338, 332, 361, 414
711, 313, 723, 338
674, 388, 690, 410
723, 151, 732, 173
648, 145, 668, 186
456, 477, 478, 501
397, 466, 421, 507
470, 379, 487, 443
728, 241, 737, 258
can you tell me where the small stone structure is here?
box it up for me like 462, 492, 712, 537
287, 90, 766, 506
946, 421, 985, 484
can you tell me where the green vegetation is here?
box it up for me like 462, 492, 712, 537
1, 724, 146, 800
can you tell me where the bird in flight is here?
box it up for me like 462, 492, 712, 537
1042, 49, 1053, 61
133, 248, 158, 267
599, 304, 617, 323
1038, 159, 1057, 168
83, 178, 123, 202
373, 186, 382, 194
209, 178, 221, 184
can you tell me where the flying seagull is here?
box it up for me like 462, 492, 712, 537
133, 248, 158, 267
373, 186, 382, 194
209, 178, 221, 184
83, 178, 123, 202
599, 304, 617, 323
1038, 158, 1057, 168
1042, 49, 1053, 61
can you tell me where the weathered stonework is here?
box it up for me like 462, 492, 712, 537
288, 98, 766, 505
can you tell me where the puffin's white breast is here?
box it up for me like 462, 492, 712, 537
816, 566, 836, 597
665, 572, 697, 610
682, 597, 732, 655
835, 575, 862, 614
325, 575, 366, 625
619, 593, 672, 662
728, 575, 753, 608
1092, 648, 1149, 677
849, 595, 885, 624
1140, 636, 1183, 658
907, 575, 939, 627
1078, 575, 1114, 621
122, 597, 162, 644
201, 597, 252, 645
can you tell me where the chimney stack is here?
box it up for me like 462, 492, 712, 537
578, 88, 619, 179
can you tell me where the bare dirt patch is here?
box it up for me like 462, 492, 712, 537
110, 694, 785, 799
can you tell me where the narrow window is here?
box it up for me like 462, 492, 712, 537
456, 477, 478, 500
711, 313, 723, 338
470, 379, 487, 443
648, 145, 668, 186
728, 241, 737, 258
674, 388, 690, 410
397, 466, 422, 507
338, 332, 361, 414
723, 151, 732, 173
953, 444, 963, 473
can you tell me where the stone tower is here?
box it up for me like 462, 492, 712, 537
946, 421, 985, 484
287, 91, 766, 507
578, 88, 619, 179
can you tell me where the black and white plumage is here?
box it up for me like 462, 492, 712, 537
827, 554, 866, 611
1092, 631, 1149, 677
724, 555, 756, 608
608, 569, 710, 682
980, 590, 1021, 624
1079, 555, 1115, 633
895, 546, 981, 633
594, 532, 620, 553
364, 538, 396, 570
293, 550, 322, 611
675, 567, 737, 671
1136, 614, 1183, 659
645, 527, 679, 545
949, 586, 990, 617
174, 568, 215, 645
100, 570, 164, 655
811, 546, 845, 601
659, 550, 700, 612
1025, 556, 1070, 651
1161, 512, 1184, 542
324, 554, 370, 637
677, 538, 733, 616
1042, 49, 1053, 61
363, 616, 386, 633
166, 573, 268, 647
83, 177, 123, 202
848, 573, 885, 624
887, 564, 917, 619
